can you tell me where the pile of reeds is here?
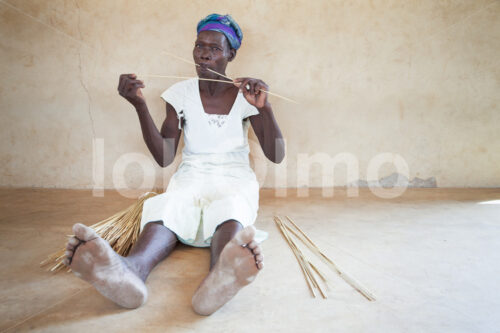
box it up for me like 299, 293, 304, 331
40, 192, 158, 272
274, 215, 376, 301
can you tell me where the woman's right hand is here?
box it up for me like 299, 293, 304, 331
118, 73, 146, 107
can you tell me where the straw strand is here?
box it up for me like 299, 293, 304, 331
284, 215, 375, 301
275, 214, 376, 301
278, 216, 328, 299
274, 217, 316, 297
160, 51, 299, 104
138, 74, 233, 84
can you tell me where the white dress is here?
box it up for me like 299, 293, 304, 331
140, 78, 268, 247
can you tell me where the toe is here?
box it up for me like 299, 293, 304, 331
233, 225, 256, 245
255, 254, 264, 262
62, 258, 70, 266
68, 236, 80, 246
251, 246, 261, 255
257, 261, 264, 270
72, 223, 98, 242
247, 240, 258, 250
65, 250, 73, 258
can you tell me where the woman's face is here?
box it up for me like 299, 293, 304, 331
193, 30, 236, 78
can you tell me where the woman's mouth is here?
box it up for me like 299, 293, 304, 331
198, 64, 210, 72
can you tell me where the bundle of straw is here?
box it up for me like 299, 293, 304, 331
40, 191, 158, 272
274, 215, 376, 301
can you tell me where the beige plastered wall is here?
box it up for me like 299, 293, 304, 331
0, 0, 499, 190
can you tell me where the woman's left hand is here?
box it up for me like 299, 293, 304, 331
234, 77, 270, 109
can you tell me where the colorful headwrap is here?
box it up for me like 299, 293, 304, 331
196, 13, 243, 50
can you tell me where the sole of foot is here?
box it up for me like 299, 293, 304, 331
64, 223, 148, 309
191, 225, 264, 315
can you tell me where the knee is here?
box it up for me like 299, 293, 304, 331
143, 220, 164, 230
216, 219, 243, 232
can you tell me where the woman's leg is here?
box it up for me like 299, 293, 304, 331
124, 221, 178, 281
63, 221, 178, 308
209, 219, 243, 270
192, 220, 264, 316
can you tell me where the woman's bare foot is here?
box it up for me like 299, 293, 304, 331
63, 223, 148, 309
191, 225, 264, 315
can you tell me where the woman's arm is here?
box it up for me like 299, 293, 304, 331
118, 73, 181, 167
235, 77, 285, 163
135, 102, 182, 167
249, 104, 285, 163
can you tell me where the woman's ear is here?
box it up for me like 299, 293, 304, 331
228, 48, 237, 62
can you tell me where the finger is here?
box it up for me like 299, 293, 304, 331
125, 80, 134, 93
253, 84, 264, 105
261, 83, 270, 97
245, 82, 252, 93
122, 74, 139, 91
239, 78, 251, 95
121, 74, 135, 88
125, 79, 144, 93
257, 81, 267, 95
233, 78, 246, 88
118, 75, 124, 91
245, 80, 253, 94
118, 74, 130, 92
134, 82, 145, 90
257, 79, 268, 91
127, 82, 143, 96
258, 82, 266, 94
120, 76, 139, 93
239, 78, 249, 90
257, 89, 267, 105
249, 81, 257, 95
255, 81, 264, 93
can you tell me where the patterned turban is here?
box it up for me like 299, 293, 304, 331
196, 13, 243, 50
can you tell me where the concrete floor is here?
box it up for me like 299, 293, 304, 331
1, 187, 499, 332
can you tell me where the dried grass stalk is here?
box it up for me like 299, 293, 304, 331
274, 216, 328, 299
274, 215, 375, 301
40, 192, 158, 272
308, 260, 328, 284
284, 215, 376, 301
274, 217, 316, 297
160, 51, 299, 104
